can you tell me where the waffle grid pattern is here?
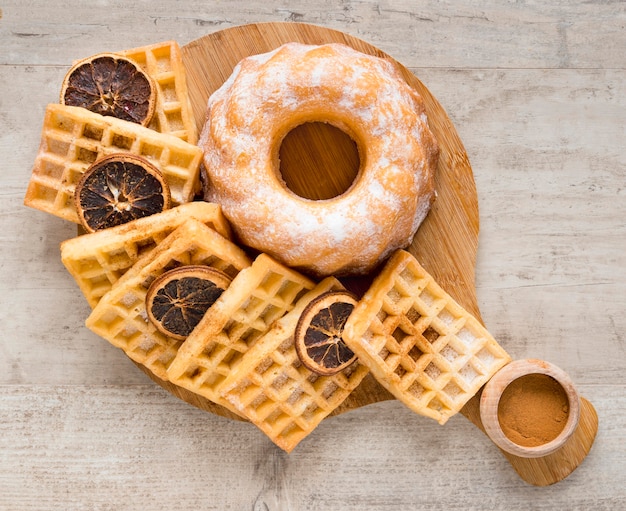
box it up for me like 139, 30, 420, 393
221, 278, 370, 452
166, 254, 316, 410
85, 220, 251, 382
24, 104, 202, 224
61, 203, 231, 308
344, 250, 510, 424
120, 40, 198, 144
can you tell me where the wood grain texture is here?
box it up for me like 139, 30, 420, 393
2, 0, 625, 509
0, 385, 619, 510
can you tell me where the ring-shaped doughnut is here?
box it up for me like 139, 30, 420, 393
200, 43, 438, 277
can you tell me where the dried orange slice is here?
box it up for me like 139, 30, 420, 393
74, 154, 170, 232
60, 53, 156, 126
146, 266, 232, 340
295, 291, 358, 376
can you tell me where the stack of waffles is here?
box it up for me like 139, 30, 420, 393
76, 217, 251, 381
62, 221, 510, 451
24, 40, 201, 225
23, 40, 511, 453
60, 202, 372, 451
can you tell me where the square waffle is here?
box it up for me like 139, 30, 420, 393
23, 103, 202, 224
166, 254, 316, 412
85, 219, 251, 382
343, 250, 511, 424
61, 202, 232, 308
119, 40, 198, 144
220, 277, 370, 452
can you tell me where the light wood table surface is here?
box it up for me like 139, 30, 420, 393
1, 1, 624, 509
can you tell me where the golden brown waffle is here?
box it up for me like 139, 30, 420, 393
119, 40, 198, 144
343, 250, 511, 424
220, 277, 370, 452
61, 202, 232, 308
166, 254, 316, 412
85, 219, 251, 382
24, 103, 202, 224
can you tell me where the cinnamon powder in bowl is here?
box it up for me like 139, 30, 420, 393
497, 373, 569, 448
480, 359, 580, 458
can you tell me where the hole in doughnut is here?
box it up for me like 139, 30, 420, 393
278, 122, 360, 201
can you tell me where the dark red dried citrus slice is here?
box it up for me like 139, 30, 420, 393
295, 291, 358, 376
146, 266, 232, 340
74, 154, 170, 232
61, 53, 156, 125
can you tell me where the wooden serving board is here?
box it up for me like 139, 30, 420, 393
133, 22, 597, 486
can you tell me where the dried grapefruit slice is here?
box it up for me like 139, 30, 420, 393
74, 154, 170, 232
295, 291, 358, 376
61, 53, 156, 126
146, 266, 232, 340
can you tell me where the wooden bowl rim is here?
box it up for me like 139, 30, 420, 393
479, 358, 581, 458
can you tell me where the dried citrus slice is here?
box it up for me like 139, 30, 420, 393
146, 266, 232, 340
75, 154, 171, 232
60, 53, 156, 125
295, 291, 358, 376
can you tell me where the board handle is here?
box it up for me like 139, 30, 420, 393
475, 359, 598, 485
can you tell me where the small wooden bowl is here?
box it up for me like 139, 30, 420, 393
480, 359, 581, 458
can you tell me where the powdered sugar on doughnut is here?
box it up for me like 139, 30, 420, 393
200, 43, 438, 277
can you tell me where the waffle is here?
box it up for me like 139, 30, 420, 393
23, 103, 202, 224
61, 202, 232, 308
119, 40, 198, 144
166, 253, 316, 412
85, 219, 251, 382
343, 250, 511, 424
220, 277, 370, 452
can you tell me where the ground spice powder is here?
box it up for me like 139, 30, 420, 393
497, 374, 570, 447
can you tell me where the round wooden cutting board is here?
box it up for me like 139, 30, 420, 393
131, 22, 596, 486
